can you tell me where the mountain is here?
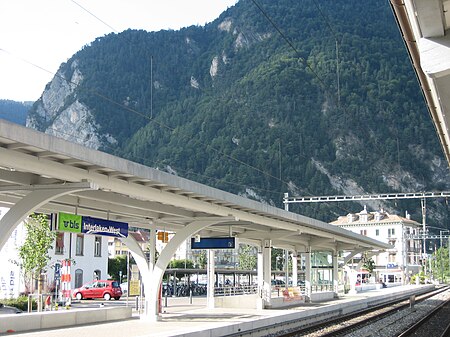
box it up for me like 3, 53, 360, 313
26, 0, 450, 227
0, 100, 32, 125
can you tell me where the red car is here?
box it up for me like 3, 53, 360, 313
72, 280, 122, 301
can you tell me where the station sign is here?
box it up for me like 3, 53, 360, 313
191, 237, 235, 249
54, 212, 128, 238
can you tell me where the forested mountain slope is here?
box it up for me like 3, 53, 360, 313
26, 0, 450, 226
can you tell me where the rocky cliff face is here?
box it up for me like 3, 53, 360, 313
26, 60, 116, 149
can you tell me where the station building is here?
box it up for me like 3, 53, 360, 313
330, 206, 422, 285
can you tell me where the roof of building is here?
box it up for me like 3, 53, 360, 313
130, 230, 150, 243
330, 207, 421, 227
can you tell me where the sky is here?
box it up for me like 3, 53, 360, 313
0, 0, 238, 102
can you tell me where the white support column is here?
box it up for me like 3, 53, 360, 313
284, 249, 289, 288
143, 218, 232, 321
120, 235, 150, 288
257, 246, 264, 310
149, 227, 156, 272
345, 266, 357, 295
0, 183, 94, 250
304, 250, 311, 301
262, 240, 272, 308
207, 250, 215, 309
292, 253, 298, 287
333, 251, 339, 295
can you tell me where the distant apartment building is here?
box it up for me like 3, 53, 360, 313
109, 230, 151, 258
51, 231, 109, 289
330, 206, 422, 284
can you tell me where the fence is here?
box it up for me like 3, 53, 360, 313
214, 284, 258, 296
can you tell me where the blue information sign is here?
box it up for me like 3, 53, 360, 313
191, 237, 235, 249
82, 216, 128, 238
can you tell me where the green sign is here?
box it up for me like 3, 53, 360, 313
57, 212, 82, 233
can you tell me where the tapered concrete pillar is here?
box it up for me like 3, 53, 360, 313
139, 218, 232, 321
207, 250, 215, 309
292, 253, 298, 287
284, 249, 289, 288
304, 250, 311, 300
257, 246, 264, 310
262, 240, 272, 307
333, 252, 339, 295
346, 266, 358, 295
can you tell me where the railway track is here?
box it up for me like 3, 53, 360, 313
278, 286, 450, 337
397, 293, 450, 337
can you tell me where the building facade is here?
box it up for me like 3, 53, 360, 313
0, 209, 25, 299
330, 206, 422, 284
0, 207, 109, 298
50, 231, 109, 290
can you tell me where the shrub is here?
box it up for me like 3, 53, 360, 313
0, 296, 37, 311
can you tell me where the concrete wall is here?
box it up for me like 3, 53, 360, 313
310, 291, 335, 302
0, 306, 132, 334
185, 285, 436, 337
214, 294, 259, 309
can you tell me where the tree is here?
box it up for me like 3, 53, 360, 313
430, 247, 449, 283
108, 255, 128, 282
169, 259, 194, 269
362, 254, 376, 274
272, 248, 284, 271
238, 244, 257, 270
17, 213, 56, 311
196, 251, 207, 269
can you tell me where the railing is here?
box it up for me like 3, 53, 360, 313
214, 284, 258, 296
311, 283, 334, 292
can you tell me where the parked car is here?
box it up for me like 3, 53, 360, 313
0, 303, 22, 314
271, 279, 285, 287
72, 280, 122, 301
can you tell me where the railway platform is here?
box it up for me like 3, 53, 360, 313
0, 284, 435, 337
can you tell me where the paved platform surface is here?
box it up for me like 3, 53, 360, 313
2, 285, 433, 337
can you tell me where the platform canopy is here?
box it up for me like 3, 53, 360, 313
390, 0, 450, 167
0, 119, 391, 253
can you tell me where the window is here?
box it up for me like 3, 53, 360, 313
388, 228, 396, 237
94, 236, 102, 257
55, 232, 64, 254
360, 229, 367, 236
375, 229, 380, 236
75, 269, 83, 288
76, 234, 84, 256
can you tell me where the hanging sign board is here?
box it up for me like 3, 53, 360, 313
54, 212, 128, 238
191, 237, 235, 249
